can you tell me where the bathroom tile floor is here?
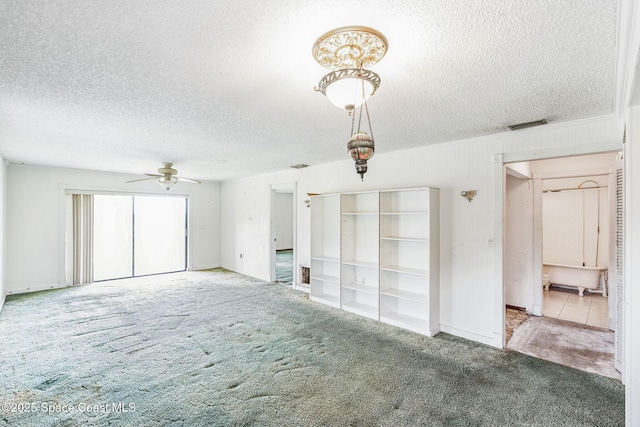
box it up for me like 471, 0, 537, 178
543, 286, 609, 329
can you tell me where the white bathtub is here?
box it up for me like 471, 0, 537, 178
543, 263, 608, 297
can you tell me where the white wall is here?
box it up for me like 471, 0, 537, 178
222, 115, 624, 347
625, 105, 640, 426
274, 192, 293, 250
0, 157, 6, 311
5, 164, 221, 294
504, 174, 534, 310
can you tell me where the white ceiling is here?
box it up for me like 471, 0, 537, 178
0, 1, 630, 181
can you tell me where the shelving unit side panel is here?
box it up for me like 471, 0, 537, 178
428, 188, 440, 328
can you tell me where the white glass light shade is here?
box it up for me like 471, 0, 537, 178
158, 176, 177, 190
325, 77, 375, 110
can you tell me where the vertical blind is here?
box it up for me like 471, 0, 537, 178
72, 194, 94, 285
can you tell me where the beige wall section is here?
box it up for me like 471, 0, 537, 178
5, 165, 221, 294
221, 115, 624, 347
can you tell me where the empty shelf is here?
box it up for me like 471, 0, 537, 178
380, 288, 428, 303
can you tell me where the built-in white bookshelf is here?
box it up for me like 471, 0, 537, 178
309, 187, 440, 337
379, 188, 439, 335
341, 191, 379, 320
309, 194, 341, 308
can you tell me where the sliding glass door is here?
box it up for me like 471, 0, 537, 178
93, 195, 187, 281
134, 196, 187, 276
94, 195, 133, 281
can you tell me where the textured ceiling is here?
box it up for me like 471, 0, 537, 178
0, 0, 623, 181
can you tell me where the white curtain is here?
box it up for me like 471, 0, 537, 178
72, 194, 94, 284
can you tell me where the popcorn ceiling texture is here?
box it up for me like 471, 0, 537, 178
0, 1, 619, 181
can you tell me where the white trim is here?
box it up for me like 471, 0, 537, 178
503, 140, 623, 164
190, 263, 221, 271
187, 191, 194, 272
615, 0, 640, 117
440, 325, 498, 347
0, 294, 5, 312
532, 178, 543, 316
6, 284, 67, 295
65, 188, 190, 197
625, 105, 640, 427
493, 154, 505, 348
293, 283, 310, 294
58, 184, 67, 287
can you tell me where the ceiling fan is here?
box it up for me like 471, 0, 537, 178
126, 162, 201, 190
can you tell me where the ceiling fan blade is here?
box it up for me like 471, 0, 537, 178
145, 173, 163, 177
176, 177, 201, 184
126, 177, 157, 183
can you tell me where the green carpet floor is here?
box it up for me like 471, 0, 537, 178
275, 249, 293, 283
0, 269, 624, 426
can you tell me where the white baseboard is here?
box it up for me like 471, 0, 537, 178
189, 264, 221, 271
0, 294, 5, 313
439, 324, 500, 348
293, 283, 310, 294
5, 284, 65, 295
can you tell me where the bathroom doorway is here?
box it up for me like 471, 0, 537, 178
503, 152, 623, 379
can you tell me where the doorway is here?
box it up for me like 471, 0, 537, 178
269, 183, 297, 286
502, 152, 623, 380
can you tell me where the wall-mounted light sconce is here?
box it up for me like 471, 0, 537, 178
460, 190, 477, 202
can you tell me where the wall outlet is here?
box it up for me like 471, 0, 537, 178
487, 237, 494, 247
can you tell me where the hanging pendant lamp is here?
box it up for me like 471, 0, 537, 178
312, 26, 387, 180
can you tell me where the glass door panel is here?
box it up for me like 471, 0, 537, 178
93, 195, 133, 281
133, 196, 186, 276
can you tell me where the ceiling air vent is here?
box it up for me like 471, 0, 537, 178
290, 164, 309, 169
508, 119, 548, 131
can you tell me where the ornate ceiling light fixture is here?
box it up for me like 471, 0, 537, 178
312, 26, 388, 180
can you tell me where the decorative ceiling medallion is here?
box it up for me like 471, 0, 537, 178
312, 26, 388, 70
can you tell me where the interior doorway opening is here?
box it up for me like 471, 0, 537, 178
502, 152, 623, 380
269, 183, 297, 286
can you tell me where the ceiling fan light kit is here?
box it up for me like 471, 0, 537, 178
126, 162, 202, 190
312, 26, 387, 181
